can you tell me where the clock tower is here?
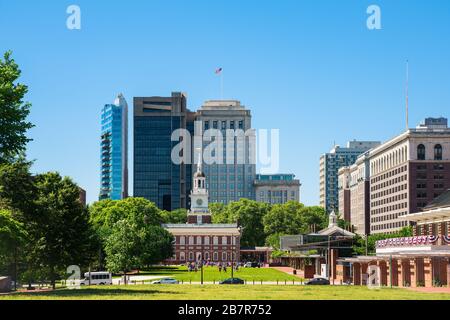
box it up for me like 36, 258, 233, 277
187, 153, 211, 224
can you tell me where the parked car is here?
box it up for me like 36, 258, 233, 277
152, 278, 179, 284
305, 278, 330, 285
244, 262, 260, 268
79, 272, 112, 286
219, 278, 245, 285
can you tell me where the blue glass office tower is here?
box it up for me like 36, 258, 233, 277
133, 92, 194, 211
100, 94, 128, 200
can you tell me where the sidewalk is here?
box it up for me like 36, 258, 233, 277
271, 266, 304, 279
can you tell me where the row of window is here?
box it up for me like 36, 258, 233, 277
371, 165, 408, 185
371, 175, 408, 193
371, 200, 408, 214
178, 251, 236, 262
417, 144, 443, 160
371, 211, 408, 223
371, 220, 408, 232
178, 236, 237, 246
204, 120, 244, 131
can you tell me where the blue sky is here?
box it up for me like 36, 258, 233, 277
1, 0, 450, 205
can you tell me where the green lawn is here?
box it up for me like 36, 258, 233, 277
2, 285, 450, 300
131, 266, 300, 282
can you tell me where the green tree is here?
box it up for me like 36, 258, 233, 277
0, 157, 36, 215
214, 199, 270, 247
0, 51, 34, 163
0, 209, 27, 275
161, 208, 187, 224
139, 225, 174, 267
263, 201, 304, 236
105, 220, 140, 275
209, 202, 227, 222
29, 172, 96, 289
352, 226, 414, 255
105, 220, 174, 274
298, 206, 328, 233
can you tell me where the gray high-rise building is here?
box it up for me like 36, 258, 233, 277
195, 100, 256, 204
320, 140, 380, 213
133, 92, 195, 211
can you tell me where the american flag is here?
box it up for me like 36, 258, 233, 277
215, 67, 223, 74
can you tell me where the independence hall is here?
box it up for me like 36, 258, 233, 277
334, 117, 450, 287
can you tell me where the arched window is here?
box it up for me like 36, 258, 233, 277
435, 144, 443, 160
188, 252, 194, 261
204, 252, 210, 260
180, 252, 186, 261
213, 252, 218, 261
417, 144, 426, 160
222, 252, 227, 261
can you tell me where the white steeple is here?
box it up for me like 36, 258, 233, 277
329, 210, 338, 228
190, 148, 209, 215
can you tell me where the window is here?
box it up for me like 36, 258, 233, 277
189, 236, 194, 245
435, 144, 443, 160
189, 252, 194, 261
204, 252, 210, 260
221, 121, 227, 130
180, 236, 185, 245
417, 144, 426, 160
222, 252, 227, 261
196, 236, 202, 245
204, 121, 209, 130
213, 121, 218, 129
213, 252, 218, 261
230, 121, 235, 129
213, 236, 219, 245
204, 236, 210, 245
222, 236, 228, 245
238, 120, 244, 129
180, 252, 186, 261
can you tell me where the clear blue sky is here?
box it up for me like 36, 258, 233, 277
1, 0, 450, 205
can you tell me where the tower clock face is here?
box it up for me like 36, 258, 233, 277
196, 198, 203, 206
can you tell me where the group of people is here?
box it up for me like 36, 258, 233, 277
186, 261, 243, 272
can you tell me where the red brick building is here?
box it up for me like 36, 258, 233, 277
163, 159, 241, 265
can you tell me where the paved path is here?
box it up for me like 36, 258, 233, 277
112, 275, 169, 285
407, 287, 450, 294
271, 266, 305, 279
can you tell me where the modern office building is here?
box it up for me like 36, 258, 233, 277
338, 117, 450, 235
99, 94, 128, 200
254, 174, 301, 204
320, 140, 381, 213
133, 92, 195, 211
195, 100, 256, 204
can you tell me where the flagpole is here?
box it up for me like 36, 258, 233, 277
220, 71, 224, 100
406, 60, 409, 131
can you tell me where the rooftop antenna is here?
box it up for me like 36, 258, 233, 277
406, 60, 409, 131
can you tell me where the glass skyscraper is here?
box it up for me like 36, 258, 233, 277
133, 92, 194, 211
100, 94, 128, 200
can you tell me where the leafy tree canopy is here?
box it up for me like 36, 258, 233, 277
0, 51, 34, 163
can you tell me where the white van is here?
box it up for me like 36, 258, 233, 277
80, 272, 112, 286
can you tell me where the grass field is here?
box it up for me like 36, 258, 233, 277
132, 266, 300, 282
2, 285, 450, 300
